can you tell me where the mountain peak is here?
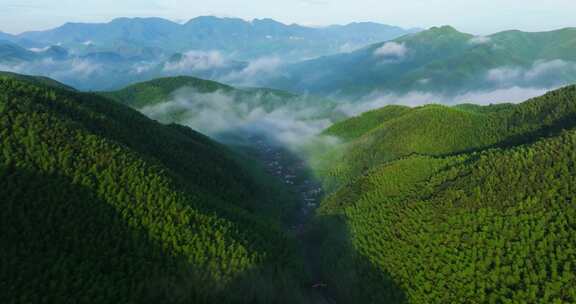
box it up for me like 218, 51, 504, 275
402, 25, 471, 41
428, 25, 460, 33
252, 18, 285, 25
185, 16, 247, 25
109, 17, 178, 26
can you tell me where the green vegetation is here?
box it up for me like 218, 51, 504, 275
322, 86, 576, 190
323, 105, 412, 141
270, 26, 576, 97
102, 76, 235, 108
0, 73, 306, 303
102, 75, 322, 114
312, 85, 576, 303
3, 68, 576, 304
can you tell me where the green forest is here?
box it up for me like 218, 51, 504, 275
313, 85, 576, 303
0, 73, 308, 303
1, 70, 576, 304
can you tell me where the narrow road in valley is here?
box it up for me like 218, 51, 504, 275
249, 135, 337, 304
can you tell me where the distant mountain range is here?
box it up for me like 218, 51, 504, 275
2, 17, 419, 62
2, 19, 576, 100
266, 26, 576, 98
0, 17, 420, 90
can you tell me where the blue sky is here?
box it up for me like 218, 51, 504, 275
1, 0, 575, 34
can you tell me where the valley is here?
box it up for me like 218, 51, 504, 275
2, 11, 576, 303
2, 71, 575, 303
245, 135, 336, 304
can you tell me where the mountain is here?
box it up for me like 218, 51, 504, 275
0, 40, 39, 63
310, 85, 576, 303
0, 71, 76, 90
0, 31, 15, 41
15, 16, 419, 61
321, 84, 576, 189
267, 26, 576, 97
104, 75, 304, 109
0, 72, 307, 303
101, 76, 338, 144
0, 41, 70, 64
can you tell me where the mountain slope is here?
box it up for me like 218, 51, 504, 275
268, 26, 576, 97
15, 16, 419, 62
0, 41, 39, 63
0, 73, 305, 303
102, 76, 337, 140
319, 85, 576, 190
312, 85, 576, 303
0, 31, 15, 41
102, 76, 236, 108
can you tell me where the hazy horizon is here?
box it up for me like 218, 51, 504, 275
1, 0, 575, 35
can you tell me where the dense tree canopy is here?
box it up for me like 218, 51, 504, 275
314, 84, 576, 303
0, 74, 305, 303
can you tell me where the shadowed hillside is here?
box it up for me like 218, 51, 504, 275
311, 85, 576, 303
0, 73, 308, 303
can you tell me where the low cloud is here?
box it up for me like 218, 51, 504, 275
339, 42, 363, 53
487, 60, 576, 86
0, 57, 102, 81
163, 50, 228, 72
140, 87, 334, 148
222, 57, 282, 86
28, 46, 50, 52
469, 36, 491, 45
373, 42, 408, 62
336, 86, 555, 116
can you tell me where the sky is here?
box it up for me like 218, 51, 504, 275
1, 0, 575, 34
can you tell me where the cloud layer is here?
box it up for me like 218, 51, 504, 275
140, 87, 334, 148
373, 42, 408, 61
335, 86, 555, 116
163, 51, 228, 72
486, 60, 576, 87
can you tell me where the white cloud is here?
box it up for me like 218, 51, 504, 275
374, 42, 408, 58
222, 57, 282, 86
486, 67, 522, 82
163, 50, 228, 72
486, 59, 576, 85
469, 36, 491, 45
339, 42, 362, 53
524, 59, 573, 80
0, 57, 101, 80
131, 62, 156, 74
28, 46, 50, 52
335, 86, 555, 116
140, 87, 333, 148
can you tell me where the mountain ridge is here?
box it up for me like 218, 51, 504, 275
11, 16, 419, 62
265, 26, 576, 97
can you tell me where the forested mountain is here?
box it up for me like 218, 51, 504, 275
4, 22, 576, 97
14, 17, 418, 61
267, 26, 576, 97
100, 76, 338, 143
311, 85, 576, 303
0, 41, 69, 64
0, 17, 418, 90
0, 41, 39, 63
2, 16, 576, 302
103, 75, 299, 110
0, 73, 307, 303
